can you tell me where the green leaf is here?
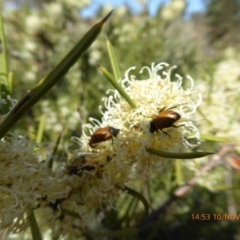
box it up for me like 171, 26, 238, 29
124, 186, 149, 223
0, 10, 113, 139
0, 11, 11, 113
48, 132, 63, 169
200, 134, 228, 142
146, 148, 214, 159
98, 64, 137, 109
117, 196, 138, 227
36, 114, 46, 143
106, 37, 121, 81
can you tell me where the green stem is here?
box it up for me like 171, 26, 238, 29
28, 211, 42, 240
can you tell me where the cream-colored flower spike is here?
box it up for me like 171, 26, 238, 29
80, 62, 201, 173
0, 134, 72, 232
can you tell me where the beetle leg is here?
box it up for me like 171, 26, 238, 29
168, 104, 181, 110
168, 103, 187, 110
158, 106, 167, 113
172, 124, 185, 128
161, 129, 171, 138
89, 142, 97, 148
111, 137, 118, 151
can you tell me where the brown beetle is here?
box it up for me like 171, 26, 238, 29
68, 156, 95, 176
89, 126, 120, 148
149, 106, 184, 136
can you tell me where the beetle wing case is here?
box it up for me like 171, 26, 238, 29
89, 126, 120, 148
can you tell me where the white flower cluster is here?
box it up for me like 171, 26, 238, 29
0, 135, 72, 232
196, 57, 240, 150
0, 63, 201, 237
78, 62, 201, 175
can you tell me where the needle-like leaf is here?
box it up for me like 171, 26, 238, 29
0, 10, 113, 139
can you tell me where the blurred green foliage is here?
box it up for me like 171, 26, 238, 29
4, 0, 239, 139
2, 0, 206, 140
205, 0, 240, 46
